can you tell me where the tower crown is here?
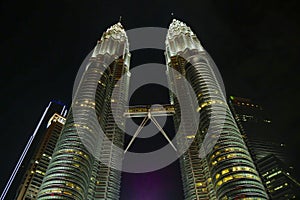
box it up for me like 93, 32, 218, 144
165, 19, 204, 57
167, 19, 195, 39
101, 22, 127, 40
92, 22, 130, 59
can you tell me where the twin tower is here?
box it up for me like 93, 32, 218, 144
37, 20, 268, 199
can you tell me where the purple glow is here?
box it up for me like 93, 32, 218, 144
121, 161, 183, 200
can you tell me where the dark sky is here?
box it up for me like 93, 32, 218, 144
1, 0, 300, 199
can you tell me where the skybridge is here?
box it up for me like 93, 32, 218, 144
123, 104, 177, 153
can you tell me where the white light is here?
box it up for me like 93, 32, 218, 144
63, 109, 68, 117
60, 105, 66, 115
0, 102, 52, 200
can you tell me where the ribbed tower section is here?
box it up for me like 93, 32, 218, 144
165, 19, 268, 200
37, 22, 130, 200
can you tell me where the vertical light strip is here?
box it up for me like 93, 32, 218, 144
63, 109, 68, 117
0, 102, 52, 200
60, 105, 66, 116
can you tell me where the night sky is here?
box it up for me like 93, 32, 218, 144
1, 0, 300, 199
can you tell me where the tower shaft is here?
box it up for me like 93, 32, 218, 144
37, 23, 130, 200
166, 19, 268, 200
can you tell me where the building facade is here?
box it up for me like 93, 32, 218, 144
165, 19, 268, 200
258, 155, 300, 199
228, 96, 300, 199
16, 114, 66, 200
37, 23, 130, 200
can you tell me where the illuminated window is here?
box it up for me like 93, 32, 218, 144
222, 169, 229, 175
274, 185, 283, 191
267, 170, 282, 179
227, 154, 236, 159
196, 182, 203, 187
217, 156, 226, 161
63, 191, 72, 195
73, 164, 80, 168
223, 175, 233, 183
186, 135, 195, 139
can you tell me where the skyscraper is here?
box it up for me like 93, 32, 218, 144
165, 19, 268, 199
37, 22, 130, 200
1, 101, 67, 200
27, 20, 275, 200
228, 96, 300, 199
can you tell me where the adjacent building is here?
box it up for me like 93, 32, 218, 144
228, 95, 300, 199
1, 101, 67, 200
258, 154, 300, 199
16, 113, 66, 200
